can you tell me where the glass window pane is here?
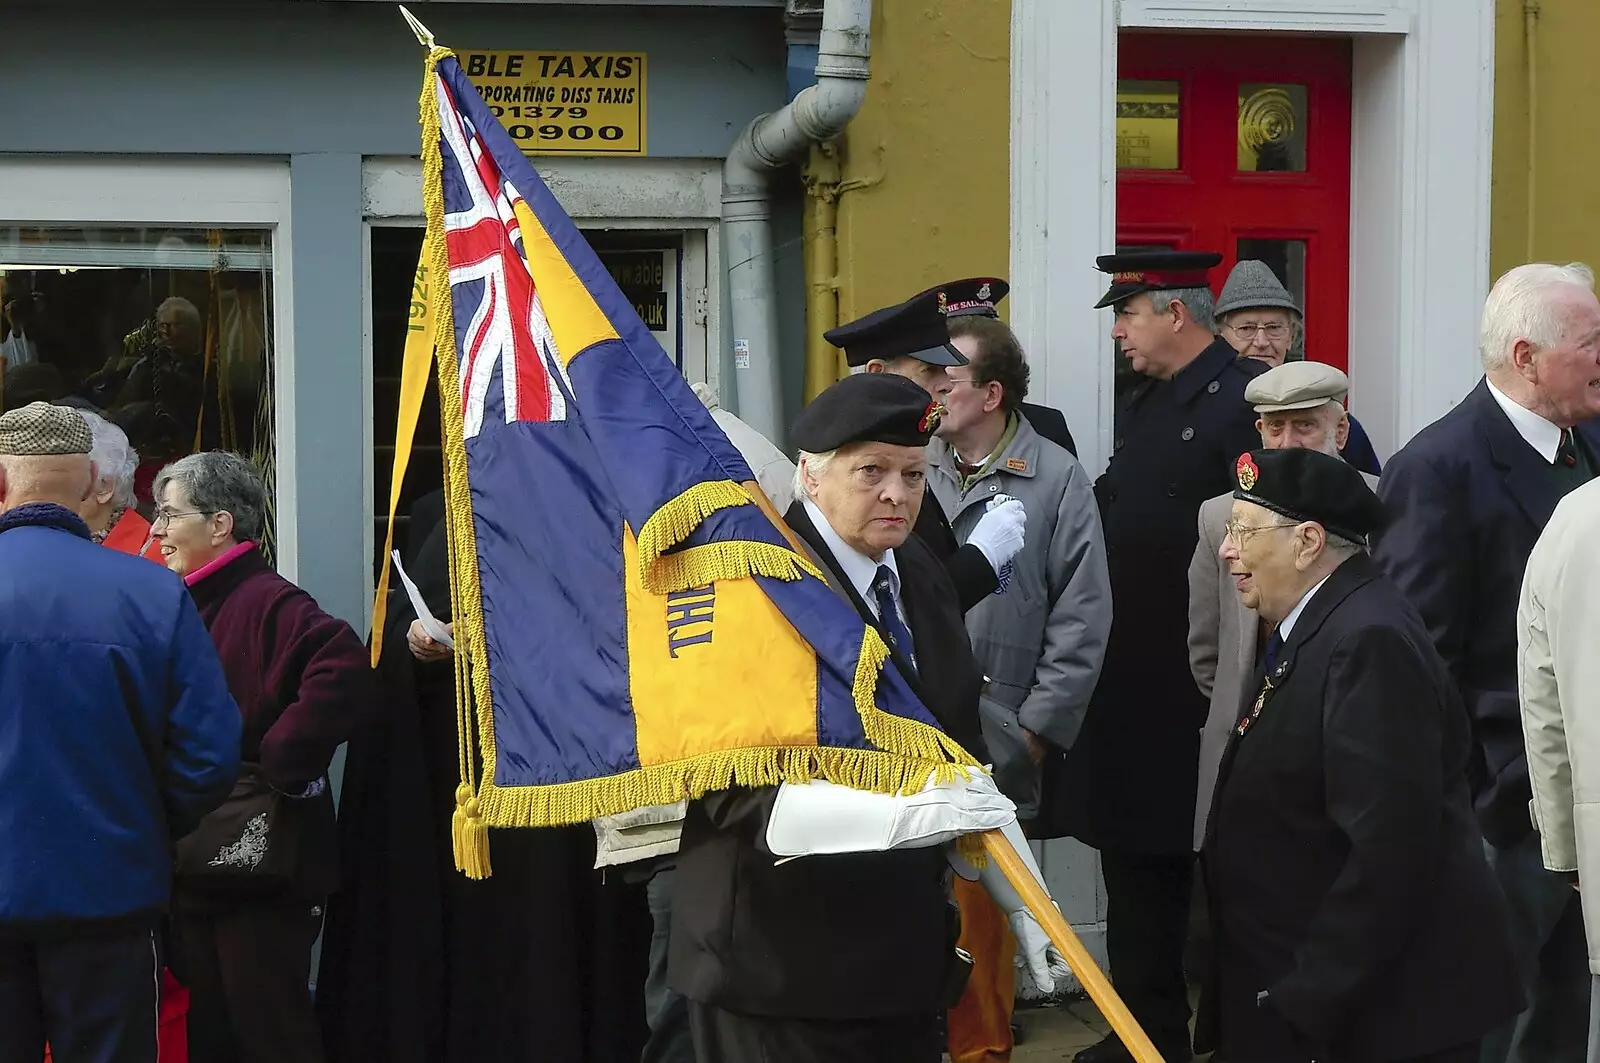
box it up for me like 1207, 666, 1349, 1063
0, 226, 277, 559
1237, 83, 1308, 172
1117, 80, 1181, 170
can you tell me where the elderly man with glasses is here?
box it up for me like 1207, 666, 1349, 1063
1197, 446, 1521, 1063
1215, 259, 1382, 476
1188, 360, 1375, 857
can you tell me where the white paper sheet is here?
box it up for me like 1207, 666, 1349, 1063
392, 550, 454, 650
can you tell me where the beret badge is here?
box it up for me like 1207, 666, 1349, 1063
1236, 452, 1260, 492
918, 401, 944, 434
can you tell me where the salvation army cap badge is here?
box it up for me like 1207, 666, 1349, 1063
977, 281, 993, 301
936, 291, 949, 315
919, 401, 944, 434
1236, 452, 1259, 492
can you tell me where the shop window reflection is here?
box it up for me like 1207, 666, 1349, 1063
0, 227, 276, 560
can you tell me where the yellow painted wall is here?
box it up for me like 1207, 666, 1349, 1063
1490, 0, 1600, 278
826, 0, 1011, 331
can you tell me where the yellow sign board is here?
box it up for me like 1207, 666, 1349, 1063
459, 51, 647, 157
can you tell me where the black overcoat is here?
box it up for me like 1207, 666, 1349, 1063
1053, 337, 1265, 853
1197, 555, 1522, 1063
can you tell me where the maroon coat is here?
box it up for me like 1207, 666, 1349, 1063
184, 544, 373, 897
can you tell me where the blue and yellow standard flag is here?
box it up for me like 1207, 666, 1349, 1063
373, 43, 977, 878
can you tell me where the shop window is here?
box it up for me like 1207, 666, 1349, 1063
0, 227, 277, 559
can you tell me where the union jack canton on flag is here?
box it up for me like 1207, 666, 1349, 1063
413, 47, 977, 878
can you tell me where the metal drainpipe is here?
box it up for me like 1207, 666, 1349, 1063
723, 0, 872, 444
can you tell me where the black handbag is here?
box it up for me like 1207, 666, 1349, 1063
174, 763, 297, 892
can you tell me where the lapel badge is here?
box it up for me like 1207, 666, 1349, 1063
1006, 457, 1027, 471
919, 401, 944, 433
1236, 452, 1259, 491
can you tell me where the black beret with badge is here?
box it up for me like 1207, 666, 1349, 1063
1093, 249, 1224, 309
824, 286, 971, 369
1232, 447, 1386, 545
791, 372, 944, 453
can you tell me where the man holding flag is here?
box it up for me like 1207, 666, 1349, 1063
670, 372, 1070, 1062
367, 18, 1127, 1063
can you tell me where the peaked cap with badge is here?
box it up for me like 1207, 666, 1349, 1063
0, 401, 92, 457
791, 372, 943, 453
1233, 446, 1385, 544
1093, 249, 1224, 310
824, 285, 969, 369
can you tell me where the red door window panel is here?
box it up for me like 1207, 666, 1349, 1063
1117, 34, 1353, 371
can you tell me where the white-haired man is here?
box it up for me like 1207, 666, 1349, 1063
1189, 360, 1373, 851
1375, 262, 1600, 1063
75, 407, 163, 562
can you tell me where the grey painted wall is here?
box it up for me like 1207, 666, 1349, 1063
1, 2, 787, 158
2, 1, 804, 629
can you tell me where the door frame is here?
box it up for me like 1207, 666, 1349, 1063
1011, 0, 1495, 477
1009, 0, 1496, 981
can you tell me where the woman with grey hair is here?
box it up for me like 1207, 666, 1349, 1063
75, 407, 163, 562
153, 450, 373, 1063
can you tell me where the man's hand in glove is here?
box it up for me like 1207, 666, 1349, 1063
1008, 905, 1073, 994
967, 495, 1026, 573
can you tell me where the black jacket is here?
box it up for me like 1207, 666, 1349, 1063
1054, 337, 1265, 853
668, 502, 986, 1019
1373, 379, 1600, 845
1197, 555, 1522, 1062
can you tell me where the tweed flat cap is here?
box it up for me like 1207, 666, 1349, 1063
0, 402, 92, 457
1215, 259, 1300, 318
1245, 361, 1350, 413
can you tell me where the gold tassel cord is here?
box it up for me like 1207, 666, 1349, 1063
419, 46, 496, 879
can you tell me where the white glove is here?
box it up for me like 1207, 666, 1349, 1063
967, 495, 1026, 572
949, 819, 1072, 994
765, 770, 1015, 858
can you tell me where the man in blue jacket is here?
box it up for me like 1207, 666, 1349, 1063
0, 402, 240, 1063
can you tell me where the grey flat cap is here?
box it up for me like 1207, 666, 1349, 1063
1216, 259, 1300, 318
1245, 361, 1350, 413
0, 402, 92, 456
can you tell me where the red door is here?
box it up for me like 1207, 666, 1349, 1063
1116, 34, 1353, 370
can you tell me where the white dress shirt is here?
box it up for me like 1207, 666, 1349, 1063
1277, 574, 1332, 643
802, 498, 908, 628
1486, 377, 1564, 464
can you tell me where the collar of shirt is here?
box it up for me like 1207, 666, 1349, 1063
1277, 573, 1332, 643
1486, 377, 1564, 463
802, 497, 900, 620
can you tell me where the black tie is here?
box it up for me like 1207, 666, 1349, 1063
1263, 629, 1284, 675
1559, 428, 1580, 470
872, 565, 917, 675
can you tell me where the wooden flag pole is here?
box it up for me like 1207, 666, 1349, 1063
980, 828, 1167, 1063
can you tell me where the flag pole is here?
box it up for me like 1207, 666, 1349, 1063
980, 828, 1167, 1063
398, 5, 436, 49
